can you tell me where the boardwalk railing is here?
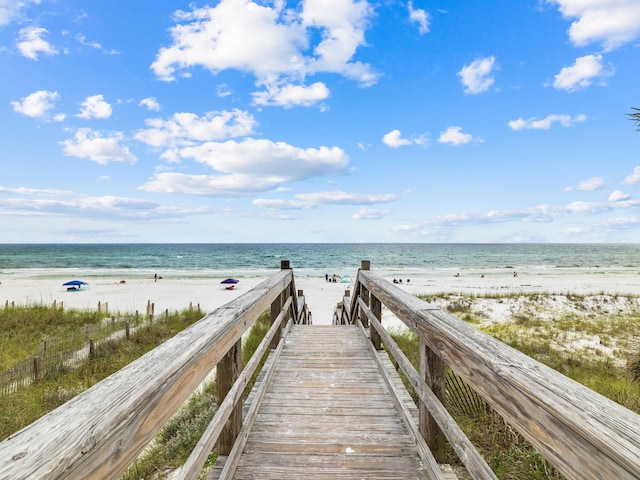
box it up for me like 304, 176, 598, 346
344, 260, 640, 480
0, 261, 307, 480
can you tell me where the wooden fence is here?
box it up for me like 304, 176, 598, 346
342, 260, 640, 480
0, 261, 307, 479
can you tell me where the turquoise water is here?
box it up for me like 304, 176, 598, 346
1, 244, 639, 280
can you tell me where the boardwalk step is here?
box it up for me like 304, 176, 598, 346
208, 324, 460, 479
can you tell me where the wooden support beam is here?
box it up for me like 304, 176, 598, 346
217, 339, 242, 456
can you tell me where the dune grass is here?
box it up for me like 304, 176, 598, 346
120, 310, 272, 480
390, 292, 640, 480
0, 305, 106, 369
0, 307, 203, 441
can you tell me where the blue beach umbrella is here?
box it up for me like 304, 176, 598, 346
63, 280, 88, 287
220, 278, 239, 284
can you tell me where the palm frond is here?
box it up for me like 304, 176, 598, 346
629, 107, 640, 131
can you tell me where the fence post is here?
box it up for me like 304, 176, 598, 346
298, 289, 305, 324
359, 260, 371, 329
217, 339, 242, 455
33, 356, 41, 383
125, 322, 130, 340
419, 339, 446, 463
370, 294, 382, 350
269, 261, 288, 347
89, 339, 95, 357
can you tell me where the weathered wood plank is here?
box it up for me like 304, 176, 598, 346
360, 298, 496, 480
358, 269, 640, 480
230, 325, 429, 479
0, 271, 295, 480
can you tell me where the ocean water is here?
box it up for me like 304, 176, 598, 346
0, 244, 639, 282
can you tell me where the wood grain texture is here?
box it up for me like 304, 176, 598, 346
0, 271, 294, 480
357, 270, 640, 480
225, 325, 431, 480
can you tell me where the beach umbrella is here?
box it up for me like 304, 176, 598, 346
220, 278, 239, 284
63, 280, 88, 286
340, 275, 352, 283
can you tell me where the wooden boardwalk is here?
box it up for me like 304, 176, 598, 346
211, 324, 435, 479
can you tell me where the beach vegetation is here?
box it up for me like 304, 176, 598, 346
389, 291, 640, 479
0, 304, 105, 370
121, 309, 272, 479
0, 306, 202, 441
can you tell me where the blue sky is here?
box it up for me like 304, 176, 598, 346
1, 0, 639, 243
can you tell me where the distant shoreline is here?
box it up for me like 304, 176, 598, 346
3, 269, 640, 327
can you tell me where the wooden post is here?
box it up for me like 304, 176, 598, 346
98, 301, 102, 313
89, 339, 95, 357
270, 261, 289, 346
33, 356, 41, 383
419, 339, 446, 463
359, 261, 371, 328
217, 339, 242, 455
125, 322, 130, 340
271, 290, 282, 348
370, 294, 382, 350
298, 290, 305, 324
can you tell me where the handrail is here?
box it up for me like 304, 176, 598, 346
0, 269, 297, 480
352, 267, 640, 480
355, 315, 446, 480
357, 297, 496, 479
178, 296, 294, 479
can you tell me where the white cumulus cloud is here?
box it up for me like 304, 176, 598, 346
11, 90, 60, 119
252, 82, 330, 108
77, 94, 112, 119
458, 56, 496, 94
16, 26, 58, 60
135, 109, 256, 148
549, 0, 640, 51
552, 54, 613, 92
139, 97, 161, 111
60, 128, 137, 165
438, 126, 478, 145
382, 129, 427, 148
609, 190, 630, 202
141, 139, 349, 196
408, 1, 430, 34
151, 0, 377, 107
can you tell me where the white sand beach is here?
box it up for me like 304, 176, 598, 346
3, 270, 640, 329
